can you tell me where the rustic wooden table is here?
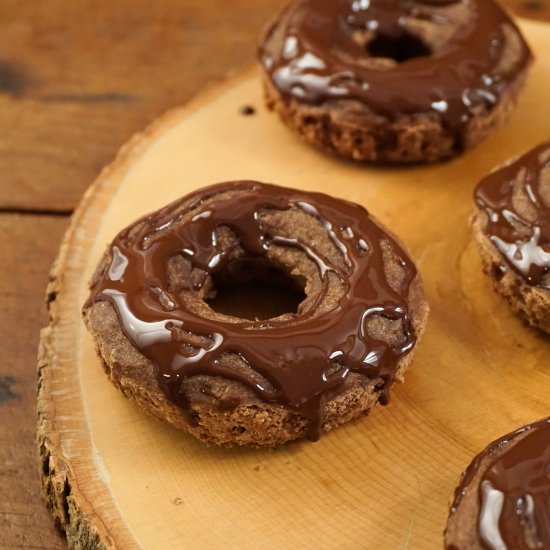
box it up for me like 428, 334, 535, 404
1, 1, 548, 548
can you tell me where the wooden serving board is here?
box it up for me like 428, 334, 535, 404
38, 20, 550, 550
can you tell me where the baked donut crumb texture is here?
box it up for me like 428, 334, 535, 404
259, 0, 532, 163
83, 181, 428, 447
473, 140, 550, 333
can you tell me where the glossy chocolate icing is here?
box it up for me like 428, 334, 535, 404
259, 0, 532, 141
449, 418, 550, 550
475, 141, 550, 288
86, 181, 419, 440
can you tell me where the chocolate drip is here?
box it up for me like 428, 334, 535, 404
259, 0, 532, 142
450, 418, 550, 550
86, 181, 418, 440
475, 141, 550, 288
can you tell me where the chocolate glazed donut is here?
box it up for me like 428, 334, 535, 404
83, 181, 429, 447
473, 141, 550, 333
445, 418, 550, 549
259, 0, 533, 163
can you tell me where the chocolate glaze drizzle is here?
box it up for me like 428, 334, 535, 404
86, 181, 419, 440
450, 418, 550, 550
260, 0, 532, 143
475, 141, 550, 288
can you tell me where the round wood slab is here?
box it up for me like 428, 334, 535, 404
38, 20, 550, 550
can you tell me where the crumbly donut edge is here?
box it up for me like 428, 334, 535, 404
472, 211, 550, 334
82, 235, 429, 449
260, 65, 531, 164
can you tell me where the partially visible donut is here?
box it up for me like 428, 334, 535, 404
83, 181, 429, 447
473, 141, 550, 334
259, 0, 533, 163
445, 417, 550, 550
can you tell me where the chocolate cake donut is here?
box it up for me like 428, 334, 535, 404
473, 141, 550, 333
83, 181, 428, 447
445, 417, 550, 549
259, 0, 532, 163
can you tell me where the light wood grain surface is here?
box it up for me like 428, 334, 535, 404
2, 2, 549, 548
39, 18, 550, 550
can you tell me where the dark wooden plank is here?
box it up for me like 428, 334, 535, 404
0, 214, 68, 549
0, 0, 287, 212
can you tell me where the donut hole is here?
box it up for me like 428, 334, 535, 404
367, 31, 432, 63
207, 257, 306, 320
